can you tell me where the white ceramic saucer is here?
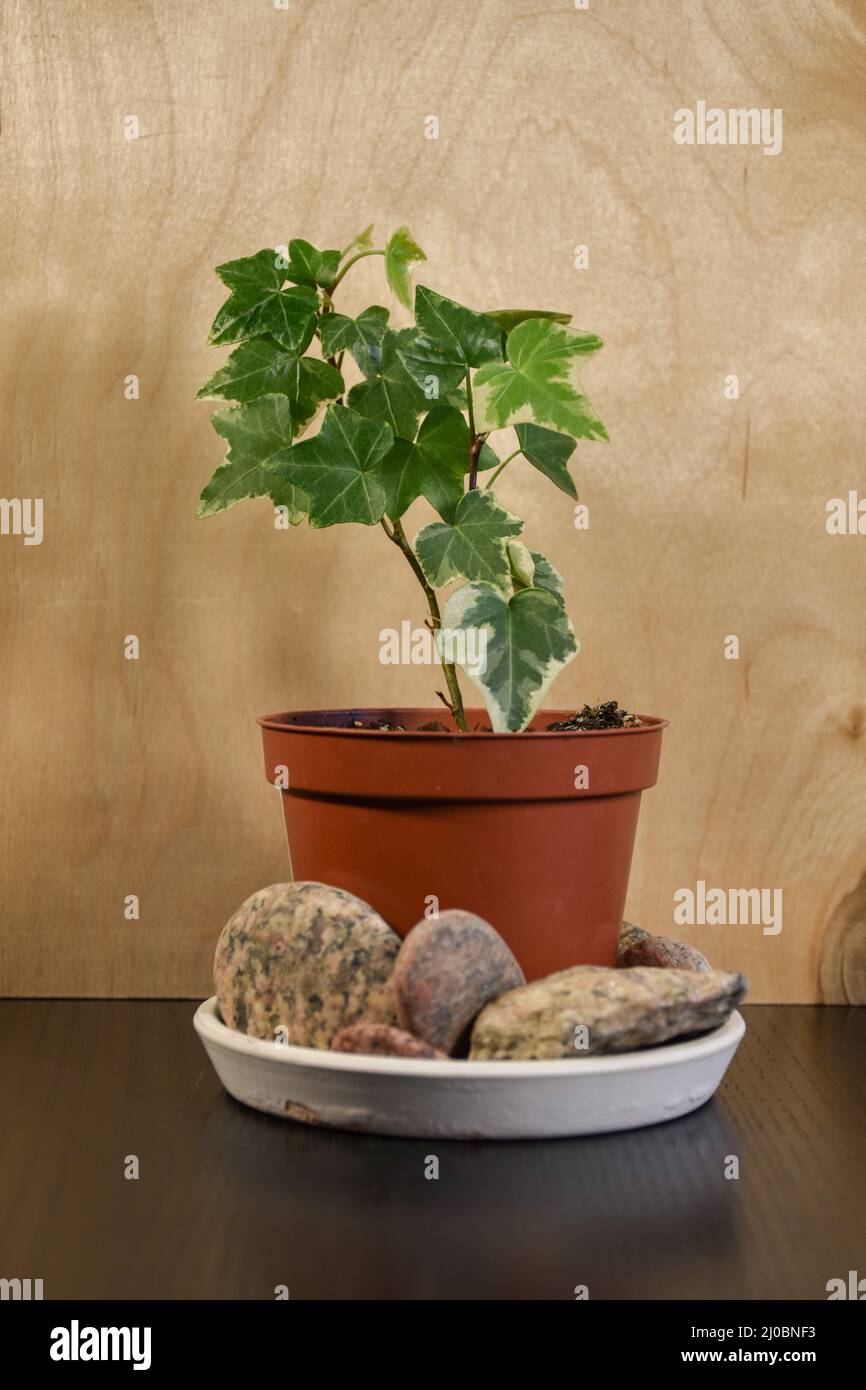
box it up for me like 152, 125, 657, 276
193, 997, 745, 1140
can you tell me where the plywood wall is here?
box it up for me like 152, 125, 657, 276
1, 0, 864, 1002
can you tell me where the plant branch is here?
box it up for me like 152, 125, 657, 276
468, 433, 486, 491
380, 517, 469, 732
465, 367, 477, 441
319, 251, 384, 390
327, 247, 385, 297
464, 368, 488, 490
485, 447, 521, 490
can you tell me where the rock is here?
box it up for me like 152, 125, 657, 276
331, 1023, 447, 1059
469, 965, 747, 1059
618, 921, 711, 972
214, 882, 400, 1047
394, 909, 525, 1055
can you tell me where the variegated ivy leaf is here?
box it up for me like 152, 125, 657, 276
443, 582, 578, 732
398, 286, 504, 395
529, 549, 566, 601
209, 249, 319, 353
385, 226, 426, 309
414, 489, 522, 590
507, 540, 536, 590
473, 319, 608, 440
283, 238, 341, 289
515, 422, 578, 499
379, 405, 480, 522
318, 313, 356, 357
347, 329, 429, 440
197, 394, 305, 518
268, 404, 393, 528
507, 543, 567, 598
320, 305, 389, 376
196, 339, 343, 422
485, 309, 572, 333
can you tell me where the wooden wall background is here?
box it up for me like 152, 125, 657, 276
1, 0, 864, 1002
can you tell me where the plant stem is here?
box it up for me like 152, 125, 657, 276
321, 251, 469, 728
327, 247, 385, 297
485, 447, 520, 489
465, 367, 476, 441
312, 250, 467, 722
319, 248, 385, 385
464, 369, 488, 491
380, 518, 469, 731
468, 434, 486, 491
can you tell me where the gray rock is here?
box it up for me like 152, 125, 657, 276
469, 965, 747, 1059
394, 909, 525, 1055
214, 881, 400, 1047
618, 921, 711, 972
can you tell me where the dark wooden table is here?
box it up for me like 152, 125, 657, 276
0, 1002, 863, 1300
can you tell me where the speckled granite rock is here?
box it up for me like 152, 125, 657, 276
469, 965, 747, 1059
394, 909, 525, 1055
214, 882, 400, 1047
618, 921, 711, 972
331, 1022, 447, 1059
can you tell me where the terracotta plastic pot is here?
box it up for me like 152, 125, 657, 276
257, 708, 667, 981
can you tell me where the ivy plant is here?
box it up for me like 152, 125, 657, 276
197, 226, 608, 731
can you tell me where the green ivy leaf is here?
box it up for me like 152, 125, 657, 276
414, 489, 522, 589
485, 309, 572, 333
398, 287, 504, 395
342, 223, 375, 257
197, 395, 304, 518
320, 305, 389, 376
351, 306, 391, 376
515, 422, 578, 499
385, 227, 427, 309
284, 238, 341, 289
473, 319, 608, 439
379, 406, 474, 521
209, 249, 319, 352
268, 404, 394, 528
318, 313, 356, 356
196, 339, 343, 422
268, 476, 308, 527
347, 329, 428, 440
443, 583, 578, 732
415, 287, 504, 366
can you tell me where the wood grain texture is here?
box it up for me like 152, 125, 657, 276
0, 1000, 864, 1298
1, 0, 865, 999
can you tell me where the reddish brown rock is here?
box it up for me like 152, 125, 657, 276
394, 909, 525, 1055
618, 921, 711, 972
330, 1023, 447, 1059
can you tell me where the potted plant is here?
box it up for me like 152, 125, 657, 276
196, 225, 666, 978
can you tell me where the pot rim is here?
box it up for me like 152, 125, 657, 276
194, 996, 744, 1079
257, 708, 670, 739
